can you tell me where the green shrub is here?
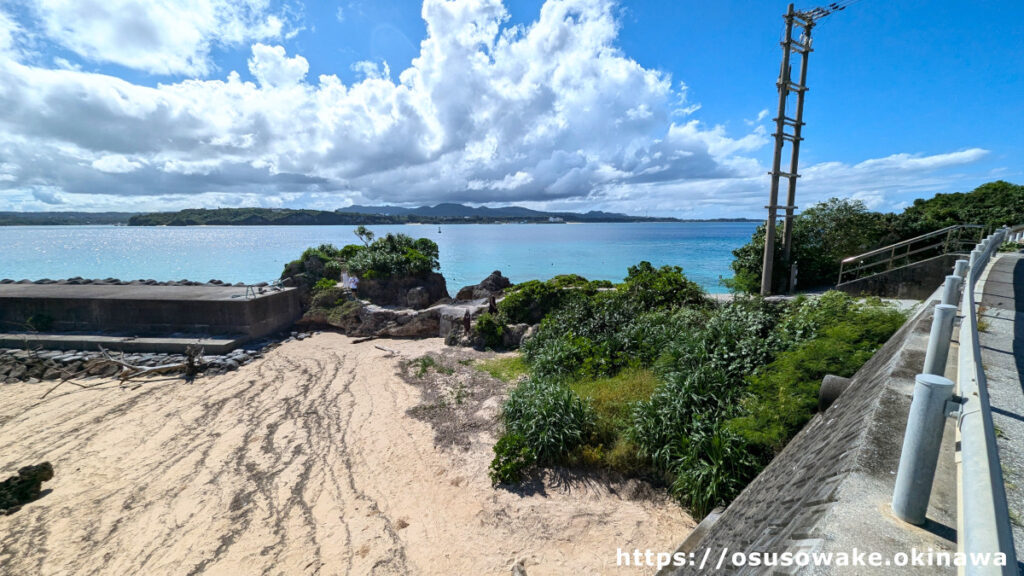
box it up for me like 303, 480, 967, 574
502, 379, 594, 464
655, 298, 782, 387
323, 260, 343, 281
522, 294, 700, 382
774, 291, 857, 347
475, 312, 506, 349
729, 298, 906, 451
347, 233, 439, 279
498, 275, 607, 324
621, 261, 707, 311
302, 243, 342, 263
729, 198, 891, 292
667, 422, 762, 518
630, 366, 739, 471
313, 277, 337, 293
310, 286, 347, 308
630, 365, 767, 517
489, 433, 536, 485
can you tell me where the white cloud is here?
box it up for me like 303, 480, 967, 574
0, 0, 1000, 216
28, 0, 286, 75
248, 43, 309, 87
92, 154, 144, 173
336, 6, 345, 22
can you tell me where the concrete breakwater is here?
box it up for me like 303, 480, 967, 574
0, 280, 301, 349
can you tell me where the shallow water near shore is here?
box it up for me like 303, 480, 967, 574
0, 221, 757, 292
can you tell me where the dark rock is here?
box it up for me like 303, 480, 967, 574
357, 272, 448, 309
456, 270, 511, 301
406, 286, 431, 309
521, 324, 540, 345
502, 323, 530, 349
0, 462, 54, 515
41, 367, 63, 381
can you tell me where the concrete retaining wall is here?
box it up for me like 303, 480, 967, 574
0, 285, 301, 339
836, 254, 962, 299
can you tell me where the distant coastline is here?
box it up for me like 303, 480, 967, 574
0, 206, 760, 226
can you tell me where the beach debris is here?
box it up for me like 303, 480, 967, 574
373, 344, 400, 356
0, 462, 54, 515
98, 345, 206, 383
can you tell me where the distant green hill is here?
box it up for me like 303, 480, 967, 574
0, 212, 137, 225
127, 206, 704, 226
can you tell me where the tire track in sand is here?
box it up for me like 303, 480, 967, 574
0, 334, 692, 575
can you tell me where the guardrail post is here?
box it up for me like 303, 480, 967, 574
923, 304, 957, 376
940, 275, 962, 307
892, 373, 955, 525
954, 259, 969, 279
970, 249, 982, 268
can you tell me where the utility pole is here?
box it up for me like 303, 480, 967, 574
761, 3, 814, 296
758, 0, 855, 295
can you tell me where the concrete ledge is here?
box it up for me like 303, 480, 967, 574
0, 333, 246, 354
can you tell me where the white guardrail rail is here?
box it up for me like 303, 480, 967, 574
891, 225, 1020, 575
957, 226, 1017, 575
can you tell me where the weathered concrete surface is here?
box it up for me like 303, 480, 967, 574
0, 334, 244, 355
663, 291, 964, 575
837, 253, 963, 299
977, 252, 1024, 555
0, 284, 300, 340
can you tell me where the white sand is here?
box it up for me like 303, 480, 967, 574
0, 334, 692, 575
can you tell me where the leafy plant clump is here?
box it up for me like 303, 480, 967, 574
499, 379, 594, 464
282, 231, 441, 287
313, 277, 337, 293
489, 433, 537, 485
498, 274, 611, 325
346, 233, 439, 279
475, 312, 505, 349
521, 265, 708, 382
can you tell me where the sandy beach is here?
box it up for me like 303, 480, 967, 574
0, 334, 692, 575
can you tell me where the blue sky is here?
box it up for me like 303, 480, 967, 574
0, 0, 1020, 217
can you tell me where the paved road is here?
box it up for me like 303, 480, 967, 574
978, 251, 1024, 556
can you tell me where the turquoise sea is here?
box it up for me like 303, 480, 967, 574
0, 222, 759, 293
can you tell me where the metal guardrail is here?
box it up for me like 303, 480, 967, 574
957, 227, 1018, 575
837, 224, 987, 286
892, 226, 1018, 574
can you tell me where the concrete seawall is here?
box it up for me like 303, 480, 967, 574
0, 284, 301, 346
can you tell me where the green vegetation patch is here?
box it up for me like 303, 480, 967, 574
487, 254, 909, 520
475, 355, 529, 383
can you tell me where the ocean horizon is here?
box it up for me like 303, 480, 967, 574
0, 222, 759, 293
